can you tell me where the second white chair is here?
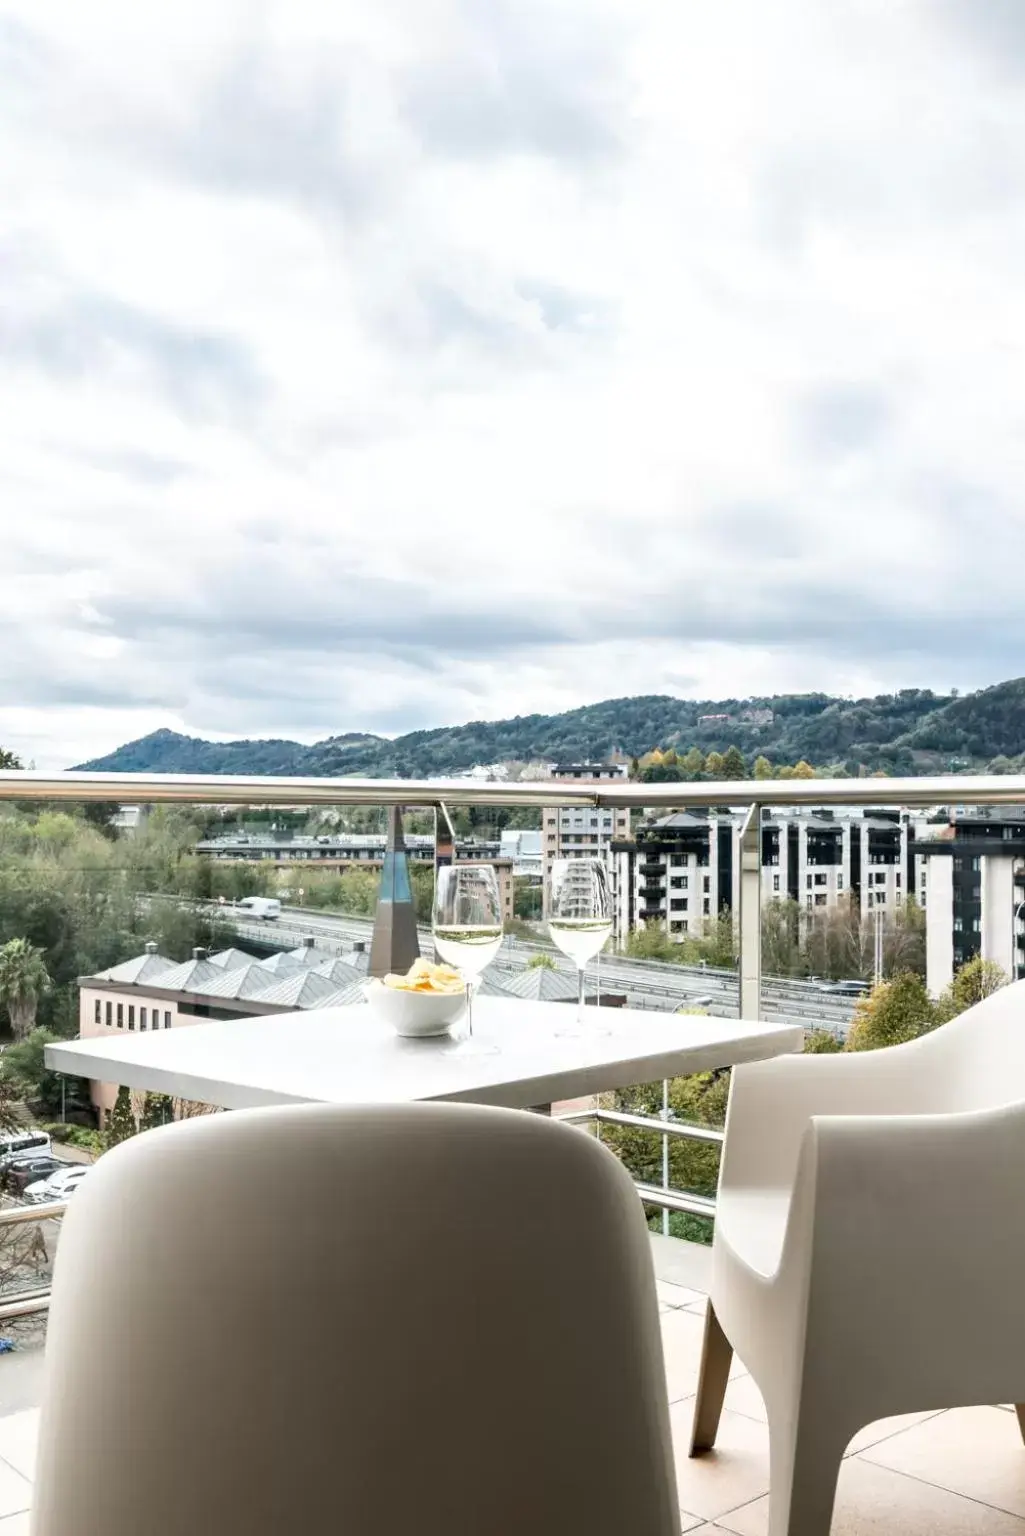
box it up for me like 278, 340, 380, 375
690, 979, 1025, 1536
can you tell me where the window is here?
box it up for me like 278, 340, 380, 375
954, 857, 964, 873
814, 893, 827, 906
703, 898, 710, 915
972, 886, 982, 900
772, 874, 780, 892
670, 877, 685, 889
128, 1006, 135, 1031
94, 999, 101, 1024
670, 919, 687, 933
164, 1011, 172, 1029
837, 875, 843, 890
895, 873, 901, 888
814, 873, 827, 886
703, 876, 710, 891
105, 1001, 112, 1027
954, 917, 963, 931
806, 874, 813, 889
806, 894, 813, 908
971, 856, 981, 872
117, 1003, 124, 1029
670, 898, 688, 912
140, 1008, 147, 1031
866, 893, 873, 908
972, 917, 981, 933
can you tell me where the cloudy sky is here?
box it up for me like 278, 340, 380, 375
2, 0, 1024, 767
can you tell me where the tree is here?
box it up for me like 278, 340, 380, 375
625, 923, 678, 961
140, 1092, 173, 1131
935, 955, 1007, 1022
792, 760, 816, 779
704, 751, 725, 778
0, 748, 22, 770
720, 746, 747, 780
0, 938, 51, 1040
804, 1029, 843, 1053
106, 1085, 138, 1148
680, 747, 706, 778
753, 755, 774, 780
2, 1029, 92, 1120
526, 952, 556, 970
846, 972, 936, 1052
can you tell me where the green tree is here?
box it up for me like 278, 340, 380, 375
804, 1028, 843, 1053
625, 923, 678, 962
704, 751, 725, 778
934, 955, 1007, 1022
753, 755, 774, 780
526, 952, 556, 970
106, 1085, 138, 1148
3, 1029, 92, 1120
514, 882, 542, 921
720, 745, 747, 780
680, 747, 706, 778
791, 760, 816, 779
695, 911, 737, 968
140, 1092, 173, 1131
845, 971, 936, 1052
0, 938, 51, 1040
0, 748, 23, 769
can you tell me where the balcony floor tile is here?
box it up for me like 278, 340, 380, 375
715, 1455, 1025, 1536
660, 1309, 747, 1406
859, 1405, 1025, 1518
0, 1412, 38, 1484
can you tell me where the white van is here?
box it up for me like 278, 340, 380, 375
236, 897, 282, 921
0, 1130, 52, 1166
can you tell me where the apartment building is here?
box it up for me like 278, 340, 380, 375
608, 807, 913, 946
541, 764, 630, 907
913, 808, 1025, 994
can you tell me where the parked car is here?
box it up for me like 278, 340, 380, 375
3, 1156, 70, 1196
24, 1166, 90, 1204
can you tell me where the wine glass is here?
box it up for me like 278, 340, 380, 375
432, 864, 504, 1050
546, 858, 613, 1035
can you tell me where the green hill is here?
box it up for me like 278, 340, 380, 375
73, 677, 1025, 779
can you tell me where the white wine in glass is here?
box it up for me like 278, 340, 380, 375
432, 864, 503, 1049
546, 858, 613, 1033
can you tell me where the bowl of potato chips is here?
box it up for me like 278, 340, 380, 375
363, 959, 468, 1037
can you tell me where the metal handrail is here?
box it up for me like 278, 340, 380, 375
558, 1108, 725, 1144
1, 768, 1025, 810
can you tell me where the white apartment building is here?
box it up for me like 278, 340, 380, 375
913, 809, 1025, 995
609, 807, 910, 946
542, 764, 630, 907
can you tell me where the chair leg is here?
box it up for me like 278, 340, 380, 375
1014, 1404, 1025, 1446
689, 1301, 734, 1455
766, 1400, 846, 1536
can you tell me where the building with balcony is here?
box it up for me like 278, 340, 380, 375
913, 808, 1025, 994
609, 807, 913, 944
542, 764, 630, 908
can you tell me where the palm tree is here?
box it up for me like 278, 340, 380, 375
0, 938, 51, 1040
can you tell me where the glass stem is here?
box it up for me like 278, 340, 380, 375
578, 964, 586, 1026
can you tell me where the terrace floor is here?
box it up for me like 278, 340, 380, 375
0, 1238, 1021, 1533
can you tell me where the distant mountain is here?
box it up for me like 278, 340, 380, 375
74, 678, 1025, 779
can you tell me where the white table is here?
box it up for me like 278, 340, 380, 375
46, 999, 803, 1112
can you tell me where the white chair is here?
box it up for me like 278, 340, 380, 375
34, 1101, 679, 1535
690, 979, 1025, 1536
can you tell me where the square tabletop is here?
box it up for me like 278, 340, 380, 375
46, 999, 804, 1112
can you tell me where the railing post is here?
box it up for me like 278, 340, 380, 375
738, 803, 761, 1018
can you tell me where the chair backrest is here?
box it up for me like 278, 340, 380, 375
34, 1102, 678, 1536
916, 976, 1025, 1111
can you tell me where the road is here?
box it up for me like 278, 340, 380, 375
221, 903, 857, 1037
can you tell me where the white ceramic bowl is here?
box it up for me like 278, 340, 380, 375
362, 979, 467, 1038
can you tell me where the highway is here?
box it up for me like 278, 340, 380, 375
222, 903, 857, 1038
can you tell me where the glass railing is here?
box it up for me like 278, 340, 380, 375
0, 768, 1020, 1315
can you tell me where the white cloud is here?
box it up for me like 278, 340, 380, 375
2, 0, 1025, 768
